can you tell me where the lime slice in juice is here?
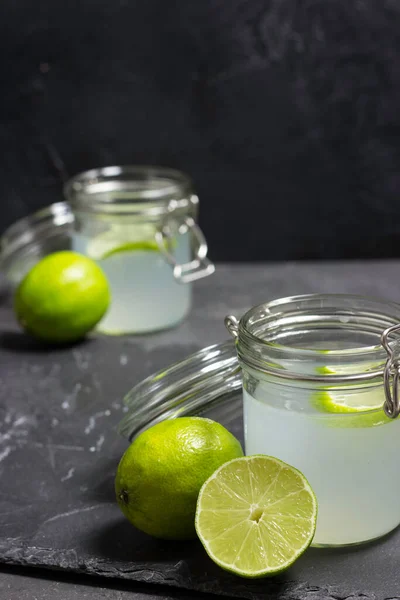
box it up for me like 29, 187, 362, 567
101, 240, 160, 258
311, 388, 391, 427
313, 388, 383, 413
87, 223, 160, 260
315, 362, 381, 376
195, 455, 317, 578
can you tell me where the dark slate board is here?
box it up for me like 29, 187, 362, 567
2, 263, 400, 600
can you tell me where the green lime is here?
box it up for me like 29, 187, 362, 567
115, 417, 243, 540
311, 389, 390, 428
14, 251, 110, 343
195, 455, 317, 578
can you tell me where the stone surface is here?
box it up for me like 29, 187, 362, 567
0, 566, 212, 600
1, 262, 400, 600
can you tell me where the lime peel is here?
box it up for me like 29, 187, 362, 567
195, 455, 317, 578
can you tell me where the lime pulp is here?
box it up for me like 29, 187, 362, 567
195, 455, 317, 578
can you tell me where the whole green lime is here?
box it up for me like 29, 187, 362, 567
14, 251, 110, 343
115, 417, 244, 540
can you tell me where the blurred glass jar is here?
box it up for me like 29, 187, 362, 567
64, 166, 214, 335
1, 202, 74, 287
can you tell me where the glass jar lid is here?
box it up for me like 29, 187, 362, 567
1, 202, 74, 286
118, 294, 400, 439
118, 341, 241, 441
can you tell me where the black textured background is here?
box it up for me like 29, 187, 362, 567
1, 0, 400, 260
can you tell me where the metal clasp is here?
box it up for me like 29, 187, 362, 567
225, 315, 239, 339
155, 210, 215, 284
381, 324, 400, 418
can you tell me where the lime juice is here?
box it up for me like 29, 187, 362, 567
72, 225, 191, 334
243, 374, 400, 546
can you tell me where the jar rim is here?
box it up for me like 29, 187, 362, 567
235, 293, 400, 382
240, 293, 400, 355
63, 165, 196, 217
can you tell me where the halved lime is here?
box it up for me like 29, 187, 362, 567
195, 455, 317, 578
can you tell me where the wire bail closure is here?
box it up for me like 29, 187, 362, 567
381, 324, 400, 419
155, 196, 215, 284
224, 315, 239, 339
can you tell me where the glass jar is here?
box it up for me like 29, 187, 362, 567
64, 166, 214, 335
1, 202, 74, 287
119, 294, 400, 548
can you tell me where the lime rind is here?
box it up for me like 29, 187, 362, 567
195, 455, 317, 578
